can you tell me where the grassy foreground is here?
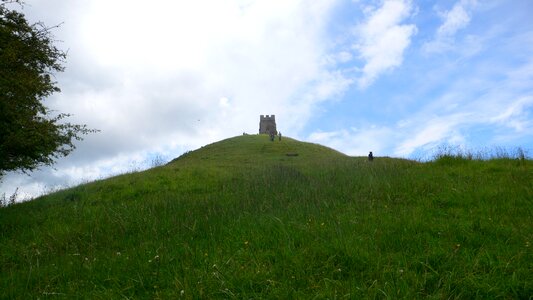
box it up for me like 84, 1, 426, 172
1, 135, 532, 299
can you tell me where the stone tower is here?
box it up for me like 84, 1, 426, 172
259, 115, 277, 135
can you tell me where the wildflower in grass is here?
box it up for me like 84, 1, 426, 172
180, 290, 185, 296
116, 252, 121, 256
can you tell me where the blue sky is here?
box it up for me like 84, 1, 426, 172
2, 0, 532, 199
307, 0, 532, 157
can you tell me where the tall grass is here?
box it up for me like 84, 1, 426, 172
431, 144, 530, 163
1, 135, 532, 298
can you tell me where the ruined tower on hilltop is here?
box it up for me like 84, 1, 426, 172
259, 115, 277, 135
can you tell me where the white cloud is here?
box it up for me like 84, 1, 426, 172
300, 1, 533, 160
308, 126, 395, 156
1, 0, 352, 199
437, 2, 471, 36
423, 0, 478, 54
352, 0, 417, 88
219, 97, 230, 108
394, 114, 469, 156
336, 51, 353, 63
307, 117, 468, 159
310, 55, 533, 159
489, 96, 533, 131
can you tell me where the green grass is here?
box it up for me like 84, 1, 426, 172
1, 134, 532, 299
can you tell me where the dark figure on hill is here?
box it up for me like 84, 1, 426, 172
270, 133, 275, 141
368, 151, 374, 161
278, 132, 282, 141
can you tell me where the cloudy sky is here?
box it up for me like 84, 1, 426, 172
2, 0, 533, 199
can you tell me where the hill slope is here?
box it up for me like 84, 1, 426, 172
1, 135, 532, 298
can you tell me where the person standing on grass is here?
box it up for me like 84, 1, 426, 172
368, 151, 374, 161
278, 132, 282, 141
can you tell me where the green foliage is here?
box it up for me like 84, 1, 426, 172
0, 1, 95, 177
1, 135, 532, 298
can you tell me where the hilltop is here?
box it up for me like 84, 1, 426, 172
1, 135, 532, 298
169, 134, 348, 167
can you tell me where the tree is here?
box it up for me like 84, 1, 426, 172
0, 1, 96, 178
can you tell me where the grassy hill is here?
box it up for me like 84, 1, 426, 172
1, 135, 532, 298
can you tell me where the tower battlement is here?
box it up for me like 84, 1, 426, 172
260, 115, 276, 120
